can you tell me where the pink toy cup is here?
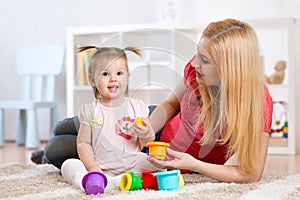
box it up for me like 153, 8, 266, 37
82, 172, 108, 195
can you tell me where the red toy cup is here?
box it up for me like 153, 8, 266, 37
141, 169, 158, 190
82, 171, 108, 195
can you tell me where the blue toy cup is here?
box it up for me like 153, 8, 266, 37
154, 170, 180, 191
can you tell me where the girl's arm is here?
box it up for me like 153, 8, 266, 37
147, 132, 269, 183
77, 125, 102, 172
149, 78, 186, 133
134, 78, 186, 149
132, 117, 155, 149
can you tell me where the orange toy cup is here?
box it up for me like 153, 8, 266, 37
146, 142, 170, 160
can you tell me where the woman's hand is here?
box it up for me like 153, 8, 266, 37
147, 148, 197, 170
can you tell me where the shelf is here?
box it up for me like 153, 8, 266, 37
269, 137, 288, 147
66, 23, 202, 117
66, 18, 300, 155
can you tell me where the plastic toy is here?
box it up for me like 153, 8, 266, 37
265, 60, 287, 84
82, 171, 108, 195
282, 121, 288, 138
141, 169, 159, 190
154, 170, 182, 191
120, 171, 143, 191
146, 142, 170, 160
178, 173, 185, 189
134, 117, 146, 126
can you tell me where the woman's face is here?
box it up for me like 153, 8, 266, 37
192, 37, 221, 86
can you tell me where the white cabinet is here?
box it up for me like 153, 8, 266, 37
66, 23, 202, 117
246, 17, 300, 154
65, 18, 300, 155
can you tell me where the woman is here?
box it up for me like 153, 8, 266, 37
147, 18, 273, 183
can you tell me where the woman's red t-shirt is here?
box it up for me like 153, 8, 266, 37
159, 59, 273, 164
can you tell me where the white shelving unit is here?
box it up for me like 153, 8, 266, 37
66, 23, 202, 117
246, 17, 300, 154
65, 18, 300, 155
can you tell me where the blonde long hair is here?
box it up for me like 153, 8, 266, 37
199, 19, 265, 174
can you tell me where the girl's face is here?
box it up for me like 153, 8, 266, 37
91, 57, 129, 103
192, 37, 221, 86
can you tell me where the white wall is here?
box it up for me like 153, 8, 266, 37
0, 0, 299, 141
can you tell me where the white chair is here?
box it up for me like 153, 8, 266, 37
0, 45, 65, 148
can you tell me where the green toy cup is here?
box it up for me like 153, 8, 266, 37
120, 171, 143, 191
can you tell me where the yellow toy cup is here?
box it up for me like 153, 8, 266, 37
146, 142, 170, 160
134, 117, 146, 126
120, 172, 143, 191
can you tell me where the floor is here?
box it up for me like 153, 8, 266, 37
1, 141, 300, 175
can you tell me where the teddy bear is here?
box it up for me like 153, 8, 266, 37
265, 60, 287, 84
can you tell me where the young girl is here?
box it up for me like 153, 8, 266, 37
61, 46, 160, 191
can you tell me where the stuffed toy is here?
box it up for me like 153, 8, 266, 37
265, 60, 287, 84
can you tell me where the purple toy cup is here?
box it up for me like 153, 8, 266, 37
82, 172, 108, 195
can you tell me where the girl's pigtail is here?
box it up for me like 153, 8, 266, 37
78, 46, 98, 53
124, 46, 142, 57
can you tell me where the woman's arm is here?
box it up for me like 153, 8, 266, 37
148, 132, 269, 183
77, 125, 102, 172
150, 78, 186, 133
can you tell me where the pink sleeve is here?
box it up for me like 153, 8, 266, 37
78, 104, 93, 127
263, 87, 273, 133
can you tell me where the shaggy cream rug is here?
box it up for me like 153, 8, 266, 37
0, 163, 300, 200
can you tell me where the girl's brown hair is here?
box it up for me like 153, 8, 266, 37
78, 46, 142, 99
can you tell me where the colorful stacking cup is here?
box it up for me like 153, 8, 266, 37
120, 171, 143, 191
146, 142, 170, 160
154, 170, 180, 191
82, 171, 108, 195
141, 169, 159, 190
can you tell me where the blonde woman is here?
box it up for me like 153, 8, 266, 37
148, 18, 273, 183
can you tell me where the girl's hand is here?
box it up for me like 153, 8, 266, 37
147, 148, 196, 170
132, 117, 154, 139
87, 163, 103, 172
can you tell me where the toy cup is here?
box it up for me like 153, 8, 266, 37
146, 142, 170, 160
178, 173, 185, 189
154, 170, 180, 191
134, 117, 146, 126
141, 169, 158, 190
120, 171, 143, 191
82, 172, 108, 195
